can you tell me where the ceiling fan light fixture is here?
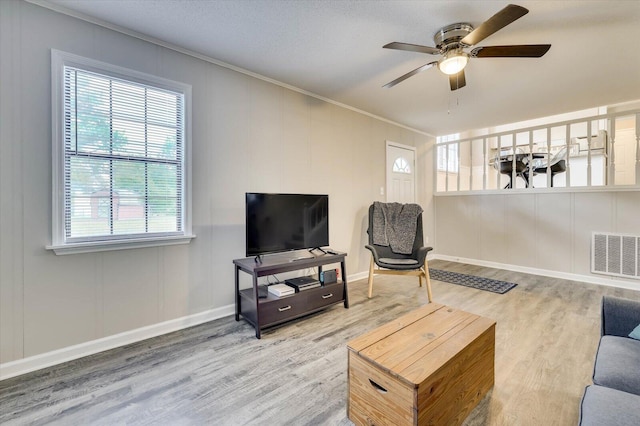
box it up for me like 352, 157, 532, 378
438, 51, 469, 75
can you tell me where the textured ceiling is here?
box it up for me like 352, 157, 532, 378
44, 0, 640, 136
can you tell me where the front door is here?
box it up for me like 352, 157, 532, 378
386, 141, 416, 203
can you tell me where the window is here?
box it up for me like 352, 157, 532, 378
392, 157, 411, 173
436, 133, 460, 173
49, 50, 193, 254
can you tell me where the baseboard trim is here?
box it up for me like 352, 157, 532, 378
0, 270, 369, 381
348, 270, 370, 283
432, 254, 640, 291
0, 304, 235, 381
4, 261, 626, 381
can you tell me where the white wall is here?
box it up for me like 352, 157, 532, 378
435, 190, 640, 282
0, 0, 435, 367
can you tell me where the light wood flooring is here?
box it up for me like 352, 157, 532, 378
1, 260, 639, 425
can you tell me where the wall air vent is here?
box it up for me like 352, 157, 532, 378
592, 232, 640, 280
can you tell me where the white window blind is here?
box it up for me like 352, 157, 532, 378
50, 50, 193, 254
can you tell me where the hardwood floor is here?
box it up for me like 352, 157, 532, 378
1, 260, 639, 425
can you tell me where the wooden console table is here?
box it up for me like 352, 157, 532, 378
234, 251, 349, 338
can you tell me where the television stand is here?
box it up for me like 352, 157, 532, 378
234, 251, 349, 338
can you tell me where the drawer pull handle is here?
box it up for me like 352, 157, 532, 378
278, 305, 292, 312
369, 379, 387, 394
321, 293, 334, 299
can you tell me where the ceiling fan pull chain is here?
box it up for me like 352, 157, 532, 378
447, 95, 461, 115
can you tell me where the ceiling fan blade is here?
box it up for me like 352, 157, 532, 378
383, 42, 441, 55
471, 44, 551, 58
449, 70, 466, 91
383, 61, 438, 88
461, 4, 529, 46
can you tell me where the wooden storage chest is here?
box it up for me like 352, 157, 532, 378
347, 303, 496, 426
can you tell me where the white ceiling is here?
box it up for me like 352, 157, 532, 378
44, 0, 640, 136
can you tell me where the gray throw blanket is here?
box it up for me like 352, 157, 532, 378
372, 202, 423, 254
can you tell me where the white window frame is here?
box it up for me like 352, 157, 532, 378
436, 133, 460, 173
48, 50, 194, 255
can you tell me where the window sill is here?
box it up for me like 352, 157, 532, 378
434, 184, 640, 196
46, 234, 196, 255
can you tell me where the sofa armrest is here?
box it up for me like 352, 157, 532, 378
601, 296, 640, 337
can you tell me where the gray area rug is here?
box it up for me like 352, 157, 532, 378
429, 269, 517, 294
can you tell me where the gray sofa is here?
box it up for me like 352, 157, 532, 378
579, 296, 640, 425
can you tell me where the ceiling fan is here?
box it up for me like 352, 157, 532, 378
383, 4, 551, 91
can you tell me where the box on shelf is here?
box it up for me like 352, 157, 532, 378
268, 283, 295, 297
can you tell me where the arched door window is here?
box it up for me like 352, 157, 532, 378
392, 157, 411, 174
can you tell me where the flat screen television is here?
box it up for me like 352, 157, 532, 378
246, 193, 329, 257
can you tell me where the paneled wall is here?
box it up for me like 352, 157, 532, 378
0, 0, 435, 365
435, 191, 640, 281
